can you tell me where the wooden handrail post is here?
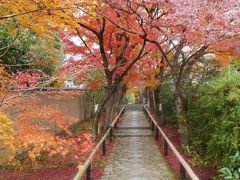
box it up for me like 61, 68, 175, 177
86, 164, 91, 180
180, 164, 186, 180
151, 121, 154, 131
120, 113, 123, 121
143, 106, 199, 180
155, 127, 159, 140
102, 139, 106, 156
73, 107, 125, 180
109, 128, 113, 142
114, 120, 118, 128
164, 140, 168, 156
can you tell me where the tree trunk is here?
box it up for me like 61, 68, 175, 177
175, 87, 189, 145
83, 95, 87, 121
153, 87, 160, 116
149, 88, 155, 109
105, 84, 125, 127
92, 99, 105, 139
90, 91, 95, 119
104, 87, 116, 128
92, 86, 114, 138
92, 79, 125, 138
152, 89, 157, 109
146, 88, 150, 106
119, 85, 126, 107
115, 85, 123, 112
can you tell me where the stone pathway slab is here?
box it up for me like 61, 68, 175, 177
102, 105, 176, 180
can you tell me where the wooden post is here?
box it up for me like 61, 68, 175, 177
121, 110, 124, 117
148, 115, 151, 122
180, 164, 186, 180
155, 127, 159, 140
86, 164, 91, 180
110, 128, 113, 142
164, 140, 168, 156
151, 122, 154, 131
102, 139, 106, 156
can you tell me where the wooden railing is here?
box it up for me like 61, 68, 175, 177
143, 106, 199, 180
73, 106, 125, 180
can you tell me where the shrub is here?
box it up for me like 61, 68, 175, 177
159, 78, 177, 119
219, 151, 240, 180
188, 64, 240, 167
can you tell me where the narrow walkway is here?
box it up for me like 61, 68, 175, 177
102, 105, 176, 180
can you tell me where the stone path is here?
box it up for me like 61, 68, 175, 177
102, 105, 176, 180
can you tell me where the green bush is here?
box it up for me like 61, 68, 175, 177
125, 93, 136, 104
219, 151, 240, 180
182, 143, 208, 167
0, 24, 63, 75
188, 64, 240, 167
159, 78, 177, 119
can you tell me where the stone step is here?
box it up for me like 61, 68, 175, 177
102, 107, 177, 180
114, 129, 152, 137
119, 121, 149, 127
114, 134, 153, 137
117, 126, 151, 129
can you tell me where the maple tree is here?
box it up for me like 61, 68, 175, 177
58, 2, 154, 137
0, 33, 93, 166
0, 0, 149, 137
0, 1, 156, 137
0, 0, 239, 162
100, 0, 240, 143
0, 89, 94, 167
0, 1, 93, 167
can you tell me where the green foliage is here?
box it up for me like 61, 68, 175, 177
182, 143, 208, 167
69, 123, 79, 134
0, 24, 63, 75
86, 88, 105, 105
188, 64, 240, 167
97, 159, 107, 169
219, 151, 240, 180
85, 70, 105, 104
125, 93, 136, 104
69, 120, 92, 134
159, 78, 176, 119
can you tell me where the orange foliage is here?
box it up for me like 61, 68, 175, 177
0, 93, 94, 167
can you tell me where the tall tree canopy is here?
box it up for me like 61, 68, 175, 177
1, 0, 239, 140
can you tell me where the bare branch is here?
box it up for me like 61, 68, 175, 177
75, 28, 97, 58
78, 22, 99, 35
0, 26, 22, 58
111, 33, 130, 74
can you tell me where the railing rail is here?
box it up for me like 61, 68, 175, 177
73, 106, 125, 180
143, 105, 199, 180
